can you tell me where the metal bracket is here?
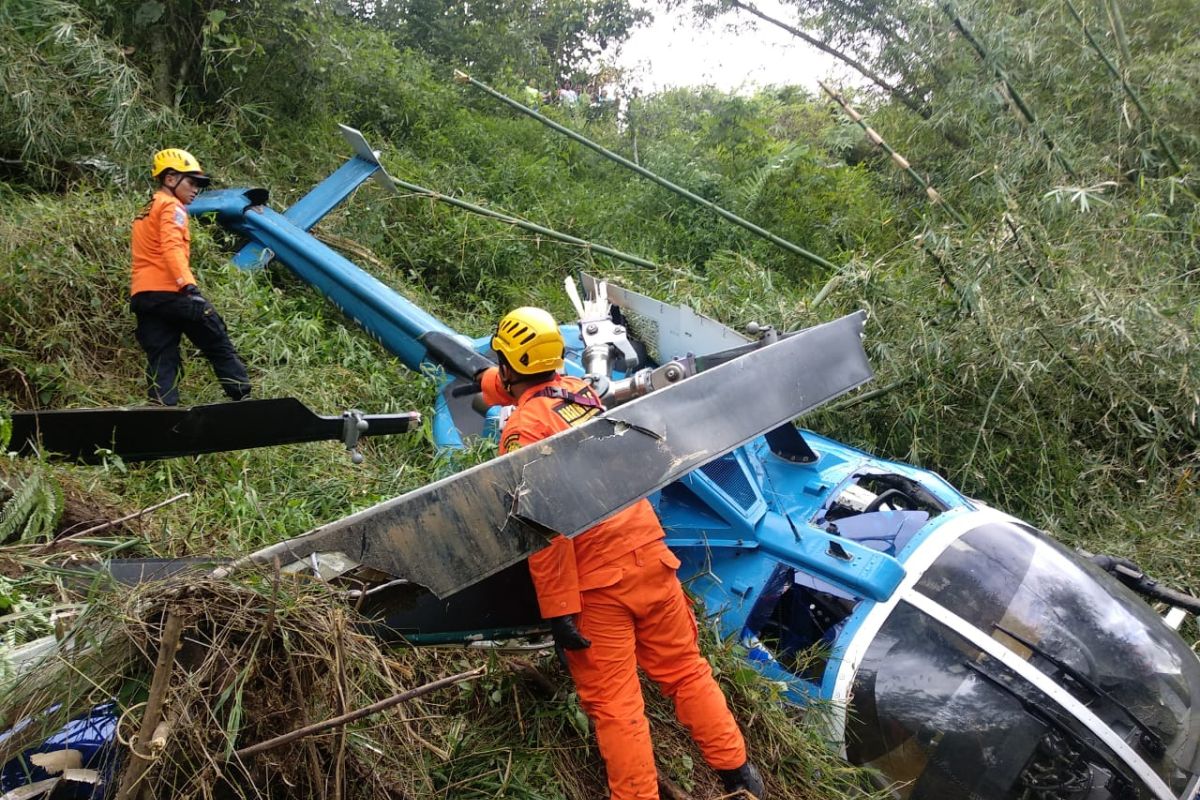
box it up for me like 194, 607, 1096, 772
566, 277, 640, 380
342, 409, 369, 463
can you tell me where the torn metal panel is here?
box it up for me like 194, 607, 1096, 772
581, 272, 750, 360
238, 312, 872, 598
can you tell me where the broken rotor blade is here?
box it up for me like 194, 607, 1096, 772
9, 398, 420, 463
232, 312, 872, 598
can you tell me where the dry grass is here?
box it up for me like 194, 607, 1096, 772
1, 571, 879, 799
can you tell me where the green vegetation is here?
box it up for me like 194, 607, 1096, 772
1, 0, 1198, 794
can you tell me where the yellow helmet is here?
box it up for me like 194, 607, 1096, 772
492, 307, 564, 375
151, 148, 210, 185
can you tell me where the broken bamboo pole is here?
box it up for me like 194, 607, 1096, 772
115, 611, 185, 800
38, 493, 190, 553
729, 0, 931, 120
232, 665, 486, 760
818, 81, 970, 227
383, 174, 689, 276
454, 70, 840, 273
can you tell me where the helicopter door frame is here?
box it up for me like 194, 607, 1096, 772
822, 508, 1001, 736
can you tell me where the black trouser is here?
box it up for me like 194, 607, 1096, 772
131, 291, 251, 406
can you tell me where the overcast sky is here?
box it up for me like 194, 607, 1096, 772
615, 0, 844, 94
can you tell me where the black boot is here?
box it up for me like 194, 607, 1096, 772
718, 761, 765, 798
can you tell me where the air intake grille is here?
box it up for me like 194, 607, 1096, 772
699, 453, 757, 510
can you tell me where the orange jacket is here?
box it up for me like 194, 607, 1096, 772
482, 368, 666, 619
131, 189, 196, 295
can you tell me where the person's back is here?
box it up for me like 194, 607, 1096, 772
132, 189, 195, 295
479, 307, 766, 800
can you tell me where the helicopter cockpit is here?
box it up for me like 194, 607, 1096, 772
836, 518, 1200, 799
741, 470, 951, 679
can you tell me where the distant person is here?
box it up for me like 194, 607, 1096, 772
130, 148, 251, 406
558, 79, 578, 105
524, 83, 542, 107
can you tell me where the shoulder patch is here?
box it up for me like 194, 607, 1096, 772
502, 433, 523, 454
173, 206, 188, 228
554, 403, 600, 426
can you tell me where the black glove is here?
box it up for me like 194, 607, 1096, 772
549, 615, 591, 651
182, 284, 211, 320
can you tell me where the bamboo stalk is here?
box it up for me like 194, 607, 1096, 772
454, 70, 839, 272
1062, 0, 1182, 174
729, 0, 931, 120
383, 174, 692, 276
941, 3, 1078, 178
232, 665, 486, 760
115, 611, 184, 800
825, 0, 953, 87
1103, 0, 1133, 69
818, 81, 970, 227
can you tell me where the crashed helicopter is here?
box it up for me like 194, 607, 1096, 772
5, 126, 1200, 800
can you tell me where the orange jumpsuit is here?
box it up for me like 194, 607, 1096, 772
481, 368, 746, 799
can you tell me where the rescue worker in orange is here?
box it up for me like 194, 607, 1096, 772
130, 148, 251, 406
478, 307, 765, 800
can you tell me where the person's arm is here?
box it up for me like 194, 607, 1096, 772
478, 366, 515, 408
157, 200, 196, 290
500, 410, 583, 618
529, 536, 582, 618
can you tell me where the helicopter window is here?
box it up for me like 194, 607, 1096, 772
845, 602, 1158, 800
914, 521, 1200, 797
815, 474, 944, 558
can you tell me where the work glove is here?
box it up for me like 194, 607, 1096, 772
550, 615, 590, 650
182, 284, 213, 320
549, 615, 590, 669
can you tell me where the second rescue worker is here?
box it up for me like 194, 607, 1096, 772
130, 148, 251, 406
478, 307, 766, 800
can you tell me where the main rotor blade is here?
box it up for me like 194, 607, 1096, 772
236, 312, 872, 598
10, 398, 420, 463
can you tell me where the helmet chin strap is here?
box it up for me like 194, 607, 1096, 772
162, 173, 181, 201
163, 172, 189, 203
498, 362, 518, 396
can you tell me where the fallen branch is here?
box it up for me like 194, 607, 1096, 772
506, 656, 558, 696
115, 610, 185, 800
38, 493, 189, 553
656, 767, 694, 800
232, 665, 486, 760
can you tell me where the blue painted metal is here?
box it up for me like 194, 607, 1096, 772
232, 143, 382, 269
190, 189, 455, 372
